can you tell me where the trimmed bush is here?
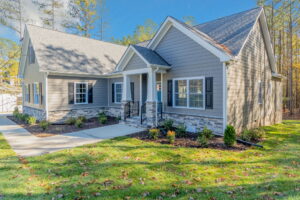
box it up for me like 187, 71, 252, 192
197, 134, 208, 147
66, 117, 76, 125
20, 114, 29, 123
167, 130, 176, 144
224, 125, 236, 147
78, 116, 87, 123
98, 112, 106, 118
75, 119, 83, 128
241, 128, 265, 142
13, 107, 19, 117
149, 128, 160, 140
27, 116, 36, 125
197, 127, 213, 147
163, 119, 174, 131
176, 124, 187, 137
39, 120, 50, 131
99, 116, 107, 124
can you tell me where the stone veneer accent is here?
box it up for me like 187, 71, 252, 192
162, 112, 224, 135
23, 106, 46, 121
48, 106, 122, 123
145, 101, 156, 127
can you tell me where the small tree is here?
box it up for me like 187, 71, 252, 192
224, 125, 236, 147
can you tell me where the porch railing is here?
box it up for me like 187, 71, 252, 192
124, 101, 139, 120
140, 102, 146, 124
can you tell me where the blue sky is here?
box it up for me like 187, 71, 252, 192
0, 0, 257, 43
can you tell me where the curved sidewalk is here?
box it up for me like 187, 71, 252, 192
0, 116, 145, 157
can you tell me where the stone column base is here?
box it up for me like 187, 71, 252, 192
146, 101, 156, 127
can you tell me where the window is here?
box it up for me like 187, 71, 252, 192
173, 77, 205, 109
75, 83, 88, 104
25, 84, 30, 102
33, 83, 40, 104
114, 82, 123, 103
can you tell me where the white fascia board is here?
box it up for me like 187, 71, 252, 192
148, 17, 232, 62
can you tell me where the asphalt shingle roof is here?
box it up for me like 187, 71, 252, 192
26, 25, 127, 75
194, 7, 262, 56
132, 45, 170, 66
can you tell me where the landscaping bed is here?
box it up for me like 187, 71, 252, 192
7, 116, 119, 137
130, 131, 248, 151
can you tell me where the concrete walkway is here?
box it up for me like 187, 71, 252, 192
0, 116, 145, 157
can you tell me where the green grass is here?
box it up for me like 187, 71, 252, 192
0, 121, 300, 199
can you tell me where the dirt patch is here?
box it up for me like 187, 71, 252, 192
7, 116, 119, 137
130, 131, 248, 151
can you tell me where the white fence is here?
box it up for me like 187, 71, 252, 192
0, 93, 22, 113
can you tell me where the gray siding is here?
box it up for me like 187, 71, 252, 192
47, 75, 108, 111
124, 54, 147, 71
155, 26, 224, 118
107, 75, 141, 106
227, 18, 282, 133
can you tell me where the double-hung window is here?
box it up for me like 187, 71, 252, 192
173, 77, 205, 109
75, 83, 88, 104
33, 83, 40, 104
114, 82, 123, 103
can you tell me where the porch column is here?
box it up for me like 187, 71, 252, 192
122, 74, 131, 101
146, 69, 157, 127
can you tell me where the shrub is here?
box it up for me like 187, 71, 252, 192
39, 120, 50, 131
20, 114, 29, 122
75, 119, 83, 128
176, 124, 186, 137
99, 116, 107, 124
167, 130, 176, 144
78, 116, 87, 123
197, 134, 208, 147
13, 107, 19, 117
27, 116, 36, 125
241, 128, 265, 142
149, 128, 160, 140
197, 127, 213, 147
66, 117, 76, 125
117, 116, 121, 121
163, 119, 174, 131
224, 125, 236, 147
98, 112, 106, 118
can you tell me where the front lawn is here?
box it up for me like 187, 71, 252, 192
0, 121, 300, 199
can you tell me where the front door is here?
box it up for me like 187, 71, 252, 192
156, 81, 162, 102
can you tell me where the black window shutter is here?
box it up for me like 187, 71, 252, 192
88, 83, 93, 103
205, 77, 213, 109
167, 80, 173, 106
112, 83, 115, 103
68, 82, 74, 104
28, 84, 31, 103
39, 82, 43, 105
130, 82, 134, 102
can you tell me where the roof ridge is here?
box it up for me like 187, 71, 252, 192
193, 7, 262, 27
25, 24, 126, 48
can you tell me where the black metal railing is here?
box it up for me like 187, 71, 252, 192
124, 101, 140, 120
157, 102, 163, 120
140, 102, 146, 124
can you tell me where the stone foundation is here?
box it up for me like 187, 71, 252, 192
47, 106, 122, 123
162, 112, 224, 135
23, 106, 46, 121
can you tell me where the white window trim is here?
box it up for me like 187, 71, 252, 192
172, 76, 205, 110
33, 82, 40, 105
74, 82, 88, 105
114, 82, 123, 104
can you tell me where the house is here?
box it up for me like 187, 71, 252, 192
18, 7, 282, 134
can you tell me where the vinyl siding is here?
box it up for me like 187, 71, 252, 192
123, 54, 147, 71
22, 31, 46, 110
226, 18, 282, 133
47, 75, 108, 111
107, 75, 141, 106
155, 26, 224, 118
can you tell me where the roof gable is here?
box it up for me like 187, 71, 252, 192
194, 7, 262, 56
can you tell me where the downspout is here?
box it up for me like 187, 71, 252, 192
154, 67, 159, 127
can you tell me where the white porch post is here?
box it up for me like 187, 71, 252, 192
122, 74, 131, 101
147, 69, 156, 102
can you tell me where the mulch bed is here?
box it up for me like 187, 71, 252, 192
7, 116, 119, 137
130, 131, 248, 151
